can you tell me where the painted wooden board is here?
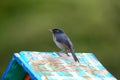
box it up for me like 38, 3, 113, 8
1, 51, 117, 80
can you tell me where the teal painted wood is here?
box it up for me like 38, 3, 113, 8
1, 51, 117, 80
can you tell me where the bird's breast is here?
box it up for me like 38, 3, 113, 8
53, 35, 65, 50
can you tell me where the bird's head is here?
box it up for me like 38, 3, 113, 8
50, 28, 64, 34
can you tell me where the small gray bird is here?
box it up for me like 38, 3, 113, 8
50, 28, 79, 62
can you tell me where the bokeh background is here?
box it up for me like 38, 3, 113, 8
0, 0, 120, 79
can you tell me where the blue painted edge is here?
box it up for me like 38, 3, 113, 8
1, 56, 15, 80
1, 52, 39, 80
13, 52, 38, 80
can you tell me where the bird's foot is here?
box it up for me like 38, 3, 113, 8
65, 52, 70, 56
55, 52, 62, 57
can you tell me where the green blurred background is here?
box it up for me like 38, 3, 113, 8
0, 0, 120, 79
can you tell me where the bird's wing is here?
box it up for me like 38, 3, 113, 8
56, 34, 73, 50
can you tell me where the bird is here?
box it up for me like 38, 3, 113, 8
50, 28, 79, 62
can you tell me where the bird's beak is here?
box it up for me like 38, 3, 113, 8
48, 29, 52, 32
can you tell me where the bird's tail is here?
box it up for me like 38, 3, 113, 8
70, 50, 79, 62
